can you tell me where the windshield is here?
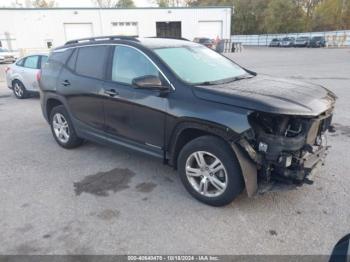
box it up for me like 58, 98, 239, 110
154, 46, 248, 85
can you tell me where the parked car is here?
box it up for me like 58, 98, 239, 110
269, 38, 281, 47
294, 36, 311, 47
39, 36, 336, 206
193, 37, 215, 49
0, 48, 19, 63
280, 37, 295, 47
309, 36, 326, 47
6, 54, 48, 99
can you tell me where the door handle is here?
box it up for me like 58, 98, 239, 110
104, 89, 119, 97
61, 80, 71, 87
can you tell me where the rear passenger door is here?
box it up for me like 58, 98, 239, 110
58, 45, 109, 133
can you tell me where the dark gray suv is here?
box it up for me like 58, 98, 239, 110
39, 36, 336, 206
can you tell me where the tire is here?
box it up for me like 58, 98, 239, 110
49, 105, 83, 149
13, 80, 28, 99
177, 136, 244, 206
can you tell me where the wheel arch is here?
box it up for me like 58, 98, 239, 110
46, 97, 64, 121
12, 78, 24, 88
167, 119, 258, 198
167, 119, 240, 168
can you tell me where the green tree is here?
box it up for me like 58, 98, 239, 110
117, 0, 135, 7
188, 0, 233, 6
93, 0, 135, 8
294, 0, 322, 31
31, 0, 55, 7
93, 0, 118, 7
263, 0, 304, 33
343, 0, 350, 29
156, 0, 170, 7
312, 0, 349, 30
232, 0, 269, 34
154, 0, 186, 7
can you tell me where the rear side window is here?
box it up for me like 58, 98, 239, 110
23, 56, 39, 69
48, 49, 73, 65
75, 46, 109, 79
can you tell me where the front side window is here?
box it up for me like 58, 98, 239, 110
23, 56, 39, 69
111, 46, 160, 85
75, 46, 109, 79
16, 58, 25, 67
154, 45, 247, 85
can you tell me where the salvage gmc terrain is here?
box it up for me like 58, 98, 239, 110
39, 36, 336, 206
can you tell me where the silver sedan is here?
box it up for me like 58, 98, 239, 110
5, 54, 48, 99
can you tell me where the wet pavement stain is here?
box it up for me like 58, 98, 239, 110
163, 176, 174, 183
43, 234, 51, 239
95, 209, 120, 221
74, 168, 135, 197
136, 182, 157, 193
331, 123, 350, 137
0, 95, 11, 99
269, 230, 278, 236
16, 224, 33, 234
15, 243, 39, 254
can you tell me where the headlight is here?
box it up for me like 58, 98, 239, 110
0, 56, 4, 59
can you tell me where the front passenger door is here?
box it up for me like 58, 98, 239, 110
103, 45, 168, 151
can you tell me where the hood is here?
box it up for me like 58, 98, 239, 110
193, 75, 336, 116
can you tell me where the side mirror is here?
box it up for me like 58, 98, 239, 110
132, 75, 169, 91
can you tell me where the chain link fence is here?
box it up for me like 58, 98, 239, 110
231, 30, 350, 47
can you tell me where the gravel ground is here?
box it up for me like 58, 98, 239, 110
0, 47, 349, 255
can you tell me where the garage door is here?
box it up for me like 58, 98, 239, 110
198, 21, 223, 39
111, 22, 139, 37
64, 23, 93, 41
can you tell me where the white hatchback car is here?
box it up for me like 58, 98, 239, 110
5, 54, 48, 99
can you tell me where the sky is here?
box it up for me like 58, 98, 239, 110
0, 0, 156, 7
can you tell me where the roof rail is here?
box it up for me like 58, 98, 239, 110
147, 36, 190, 41
64, 35, 140, 45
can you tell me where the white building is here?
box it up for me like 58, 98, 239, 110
0, 7, 232, 51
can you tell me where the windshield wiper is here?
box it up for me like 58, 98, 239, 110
221, 75, 254, 84
195, 74, 254, 86
196, 81, 222, 86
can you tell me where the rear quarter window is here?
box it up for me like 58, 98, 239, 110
48, 49, 73, 65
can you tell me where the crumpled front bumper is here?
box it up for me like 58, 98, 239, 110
232, 111, 333, 197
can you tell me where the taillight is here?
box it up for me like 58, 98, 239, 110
36, 70, 41, 82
